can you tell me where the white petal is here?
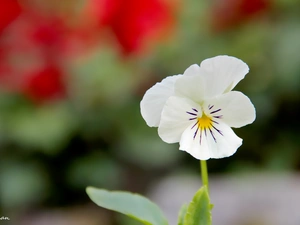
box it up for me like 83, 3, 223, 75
203, 91, 256, 128
140, 75, 182, 127
174, 74, 206, 103
200, 55, 249, 97
183, 64, 202, 76
179, 121, 242, 160
158, 96, 201, 143
179, 123, 211, 160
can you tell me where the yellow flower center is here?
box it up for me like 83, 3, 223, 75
197, 113, 212, 130
187, 105, 223, 144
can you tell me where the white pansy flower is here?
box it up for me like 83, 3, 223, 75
140, 55, 256, 160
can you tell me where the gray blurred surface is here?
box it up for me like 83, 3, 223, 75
148, 173, 300, 225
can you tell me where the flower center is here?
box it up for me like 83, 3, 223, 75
197, 114, 212, 130
186, 105, 223, 144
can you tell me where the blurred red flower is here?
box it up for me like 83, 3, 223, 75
0, 0, 174, 103
86, 0, 175, 55
0, 6, 72, 103
31, 18, 65, 49
22, 63, 66, 102
0, 0, 22, 34
211, 0, 271, 32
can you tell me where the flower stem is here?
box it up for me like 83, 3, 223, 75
200, 160, 209, 191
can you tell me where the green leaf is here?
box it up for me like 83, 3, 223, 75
86, 187, 168, 225
183, 186, 212, 225
177, 204, 188, 225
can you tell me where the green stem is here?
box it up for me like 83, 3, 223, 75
200, 160, 209, 191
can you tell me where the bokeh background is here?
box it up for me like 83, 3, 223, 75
0, 0, 300, 224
